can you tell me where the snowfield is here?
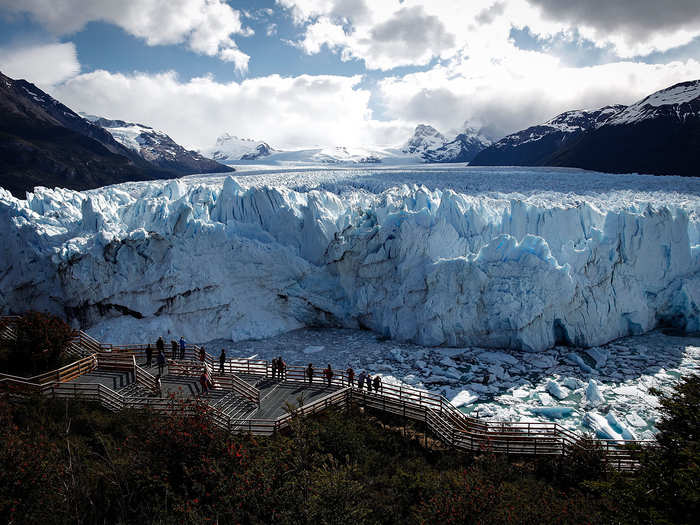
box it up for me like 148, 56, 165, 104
2, 164, 699, 435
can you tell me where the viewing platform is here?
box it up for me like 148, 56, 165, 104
0, 316, 652, 471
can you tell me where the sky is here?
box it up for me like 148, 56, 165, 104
0, 0, 699, 150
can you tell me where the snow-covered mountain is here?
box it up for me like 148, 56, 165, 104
472, 79, 700, 176
204, 133, 274, 161
403, 124, 491, 163
0, 70, 187, 197
471, 105, 625, 166
402, 124, 446, 155
87, 116, 233, 175
547, 80, 700, 176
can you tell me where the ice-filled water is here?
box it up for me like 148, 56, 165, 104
1, 164, 699, 433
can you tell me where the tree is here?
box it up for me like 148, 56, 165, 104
10, 311, 73, 375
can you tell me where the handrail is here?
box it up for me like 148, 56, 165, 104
212, 373, 260, 405
133, 356, 160, 395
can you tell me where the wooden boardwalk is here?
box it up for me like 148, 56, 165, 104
0, 316, 653, 471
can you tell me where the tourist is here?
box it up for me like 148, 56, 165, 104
219, 349, 226, 375
146, 344, 153, 367
199, 371, 208, 394
156, 336, 165, 355
346, 366, 354, 387
324, 364, 333, 387
179, 336, 186, 359
199, 346, 206, 363
357, 371, 366, 390
271, 357, 278, 380
171, 340, 178, 360
373, 375, 382, 394
306, 363, 314, 384
365, 372, 372, 392
157, 348, 166, 376
278, 356, 286, 380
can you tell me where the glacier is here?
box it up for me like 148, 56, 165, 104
1, 165, 700, 352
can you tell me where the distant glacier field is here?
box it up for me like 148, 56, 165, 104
1, 164, 699, 436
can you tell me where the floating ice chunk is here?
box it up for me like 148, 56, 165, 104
586, 347, 609, 368
546, 380, 568, 400
512, 387, 531, 399
568, 353, 595, 373
584, 412, 623, 441
606, 412, 638, 440
538, 392, 554, 405
561, 377, 583, 390
585, 379, 605, 406
529, 406, 574, 419
303, 345, 324, 354
451, 390, 479, 407
476, 351, 519, 366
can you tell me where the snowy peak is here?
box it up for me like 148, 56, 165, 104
91, 115, 233, 175
402, 124, 446, 155
206, 133, 274, 161
604, 80, 700, 126
403, 123, 490, 163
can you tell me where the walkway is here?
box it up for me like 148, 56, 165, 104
0, 316, 651, 471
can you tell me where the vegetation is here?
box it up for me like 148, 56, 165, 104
0, 368, 697, 524
0, 311, 74, 376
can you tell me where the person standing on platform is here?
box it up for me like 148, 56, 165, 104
347, 366, 354, 387
179, 336, 186, 359
365, 372, 372, 392
271, 357, 278, 380
171, 340, 178, 360
279, 357, 286, 380
306, 363, 314, 384
324, 364, 333, 387
156, 336, 164, 356
373, 375, 382, 394
157, 348, 166, 376
357, 371, 366, 390
199, 346, 206, 363
146, 344, 153, 368
219, 349, 226, 375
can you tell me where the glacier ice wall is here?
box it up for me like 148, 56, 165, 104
1, 172, 699, 350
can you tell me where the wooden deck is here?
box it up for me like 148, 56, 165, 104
0, 316, 654, 471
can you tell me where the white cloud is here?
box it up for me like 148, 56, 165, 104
527, 0, 700, 58
0, 0, 251, 72
49, 69, 410, 150
0, 42, 80, 88
377, 48, 700, 139
279, 0, 700, 69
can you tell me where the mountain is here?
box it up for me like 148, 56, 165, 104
204, 133, 273, 162
547, 81, 700, 176
422, 127, 492, 163
85, 116, 233, 175
0, 71, 231, 198
472, 80, 700, 177
0, 71, 167, 197
402, 124, 446, 156
471, 105, 625, 166
403, 124, 490, 163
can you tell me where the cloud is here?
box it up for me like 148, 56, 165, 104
49, 69, 410, 150
377, 48, 700, 139
0, 0, 252, 72
527, 0, 700, 57
0, 42, 80, 88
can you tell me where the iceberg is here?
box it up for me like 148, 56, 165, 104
585, 379, 605, 406
1, 166, 699, 350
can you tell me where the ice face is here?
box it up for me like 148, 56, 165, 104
1, 166, 699, 352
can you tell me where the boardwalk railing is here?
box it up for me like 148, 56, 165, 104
133, 356, 160, 395
212, 373, 261, 405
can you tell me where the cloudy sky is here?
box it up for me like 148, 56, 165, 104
1, 0, 699, 150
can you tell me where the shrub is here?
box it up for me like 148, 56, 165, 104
6, 311, 73, 375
